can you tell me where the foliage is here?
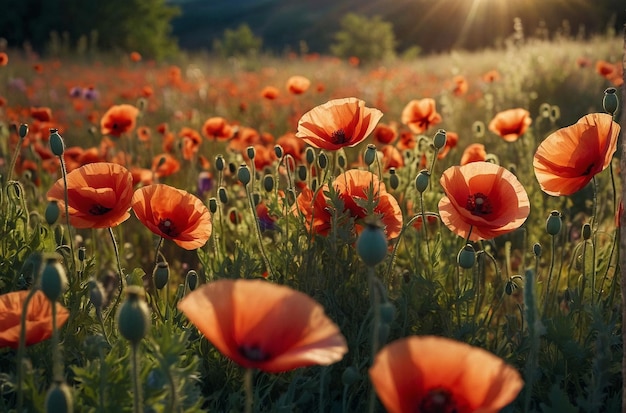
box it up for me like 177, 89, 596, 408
330, 13, 397, 64
213, 24, 263, 58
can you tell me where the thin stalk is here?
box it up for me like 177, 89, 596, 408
131, 342, 143, 413
542, 235, 557, 317
244, 183, 276, 278
367, 267, 381, 413
244, 368, 254, 413
16, 288, 38, 413
59, 154, 77, 279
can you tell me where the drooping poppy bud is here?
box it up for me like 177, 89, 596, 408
457, 244, 476, 269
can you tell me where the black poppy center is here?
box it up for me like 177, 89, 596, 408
419, 388, 458, 413
158, 218, 179, 236
466, 192, 493, 216
112, 122, 119, 131
331, 129, 348, 144
582, 162, 594, 176
89, 204, 112, 216
239, 344, 271, 362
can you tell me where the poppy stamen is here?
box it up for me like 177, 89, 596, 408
419, 387, 458, 413
466, 192, 493, 216
331, 129, 347, 144
89, 204, 113, 216
158, 218, 179, 236
582, 163, 594, 176
239, 344, 271, 362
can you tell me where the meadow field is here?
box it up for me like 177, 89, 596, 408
0, 32, 624, 412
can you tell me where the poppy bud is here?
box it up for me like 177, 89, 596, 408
45, 200, 60, 225
549, 106, 560, 122
208, 197, 218, 213
433, 129, 447, 150
228, 162, 237, 174
533, 243, 542, 257
297, 165, 307, 181
379, 302, 395, 324
310, 177, 318, 191
274, 144, 284, 159
505, 280, 515, 295
341, 366, 361, 386
153, 261, 169, 290
252, 192, 261, 206
246, 146, 256, 160
485, 154, 499, 164
389, 168, 399, 190
582, 223, 592, 240
263, 175, 274, 192
186, 270, 198, 291
45, 381, 73, 413
472, 121, 485, 138
117, 286, 151, 345
215, 154, 225, 171
218, 187, 228, 204
78, 246, 86, 262
546, 210, 562, 236
285, 188, 297, 206
305, 147, 315, 164
337, 153, 347, 169
415, 169, 430, 193
364, 144, 377, 166
19, 123, 29, 139
539, 103, 551, 118
457, 244, 476, 269
40, 257, 68, 302
237, 164, 251, 186
318, 152, 328, 169
603, 87, 619, 115
356, 219, 387, 267
89, 279, 105, 310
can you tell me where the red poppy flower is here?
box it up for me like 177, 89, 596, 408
438, 162, 530, 241
177, 279, 347, 373
0, 52, 8, 66
460, 143, 487, 165
130, 51, 142, 62
202, 117, 233, 140
132, 184, 212, 250
533, 113, 620, 196
286, 75, 311, 95
488, 108, 532, 142
369, 336, 523, 413
179, 127, 203, 160
401, 98, 442, 135
30, 106, 53, 122
452, 75, 468, 96
482, 69, 501, 83
296, 98, 383, 150
0, 290, 70, 349
100, 104, 140, 137
373, 122, 398, 145
47, 162, 134, 228
261, 86, 280, 100
151, 153, 180, 178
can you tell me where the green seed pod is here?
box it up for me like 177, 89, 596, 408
505, 280, 515, 296
305, 147, 315, 164
533, 243, 542, 257
364, 144, 377, 166
153, 261, 170, 290
78, 246, 86, 262
246, 146, 256, 160
297, 165, 307, 181
274, 144, 284, 159
317, 152, 328, 169
218, 187, 228, 204
186, 270, 198, 291
379, 302, 395, 324
582, 223, 592, 240
45, 381, 74, 413
252, 192, 261, 206
433, 129, 447, 150
356, 219, 388, 267
45, 200, 60, 225
49, 128, 65, 156
215, 154, 225, 171
263, 175, 274, 192
117, 286, 151, 345
40, 257, 68, 302
341, 366, 361, 386
19, 123, 29, 139
89, 279, 105, 310
337, 153, 347, 169
388, 168, 399, 190
472, 121, 485, 138
415, 169, 430, 193
237, 164, 251, 186
208, 197, 218, 213
457, 244, 476, 269
546, 210, 562, 236
603, 87, 619, 115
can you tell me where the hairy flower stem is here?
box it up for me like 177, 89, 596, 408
244, 183, 276, 278
16, 288, 37, 413
131, 342, 143, 413
542, 235, 557, 318
59, 154, 77, 282
105, 227, 128, 320
590, 177, 598, 305
367, 268, 381, 413
244, 368, 254, 413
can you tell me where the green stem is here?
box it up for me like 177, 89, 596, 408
244, 368, 254, 413
131, 342, 143, 413
367, 267, 381, 413
16, 288, 38, 413
244, 183, 276, 278
59, 154, 77, 278
543, 235, 557, 317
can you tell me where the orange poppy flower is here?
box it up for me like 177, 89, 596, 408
177, 279, 347, 373
0, 52, 8, 66
373, 122, 397, 145
30, 106, 53, 122
0, 290, 70, 349
152, 153, 180, 178
488, 108, 532, 142
130, 51, 142, 62
179, 127, 203, 160
261, 86, 280, 100
401, 98, 442, 135
47, 162, 134, 228
136, 126, 151, 142
482, 69, 501, 83
380, 145, 404, 171
202, 117, 233, 140
286, 75, 311, 95
100, 104, 140, 137
460, 143, 487, 165
452, 75, 468, 96
369, 336, 523, 413
438, 162, 529, 241
295, 98, 383, 150
132, 184, 212, 250
533, 113, 620, 196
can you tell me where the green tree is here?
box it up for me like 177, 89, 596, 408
213, 24, 262, 57
330, 13, 396, 64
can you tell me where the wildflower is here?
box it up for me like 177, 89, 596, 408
488, 108, 532, 142
401, 98, 442, 135
151, 153, 180, 178
177, 279, 347, 373
0, 290, 70, 349
261, 86, 280, 100
286, 75, 311, 95
0, 52, 8, 66
131, 184, 212, 250
202, 117, 233, 140
47, 162, 134, 228
129, 51, 142, 62
533, 113, 620, 196
30, 106, 53, 122
179, 127, 203, 160
372, 122, 398, 145
452, 75, 468, 96
369, 336, 523, 413
460, 143, 487, 165
100, 104, 140, 137
296, 97, 383, 150
482, 69, 501, 83
438, 161, 530, 241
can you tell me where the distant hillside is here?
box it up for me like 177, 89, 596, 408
169, 0, 626, 54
